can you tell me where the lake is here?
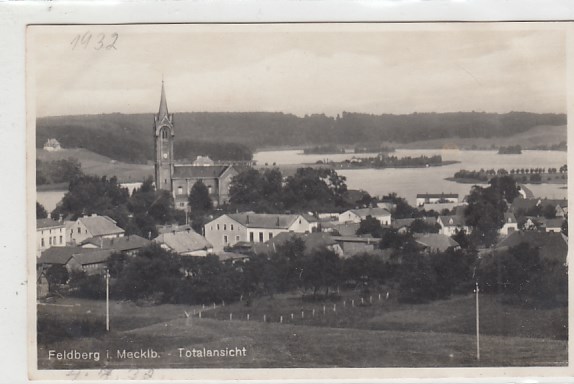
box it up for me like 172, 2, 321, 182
254, 149, 568, 205
37, 149, 567, 212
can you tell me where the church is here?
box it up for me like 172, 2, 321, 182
153, 82, 241, 211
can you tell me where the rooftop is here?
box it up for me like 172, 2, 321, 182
227, 213, 303, 229
154, 230, 212, 254
78, 215, 125, 237
80, 235, 150, 252
172, 165, 231, 179
37, 218, 65, 230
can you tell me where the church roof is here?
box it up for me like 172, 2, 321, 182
172, 165, 231, 179
158, 81, 169, 118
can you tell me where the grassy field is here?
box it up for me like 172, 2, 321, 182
37, 292, 567, 369
37, 148, 153, 183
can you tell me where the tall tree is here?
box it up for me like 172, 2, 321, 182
188, 181, 213, 215
36, 202, 48, 219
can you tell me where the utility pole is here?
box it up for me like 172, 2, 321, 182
106, 269, 110, 332
475, 281, 480, 361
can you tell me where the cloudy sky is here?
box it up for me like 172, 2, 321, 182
30, 23, 567, 117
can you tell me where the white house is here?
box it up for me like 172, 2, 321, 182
36, 218, 67, 256
338, 207, 392, 226
68, 214, 125, 245
499, 212, 518, 236
437, 215, 470, 236
204, 212, 315, 253
416, 193, 459, 207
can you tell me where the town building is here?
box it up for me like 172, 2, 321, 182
68, 214, 125, 245
253, 232, 344, 257
152, 82, 245, 211
43, 138, 62, 151
36, 218, 67, 256
204, 212, 316, 253
499, 212, 518, 236
80, 234, 151, 255
37, 246, 113, 275
414, 233, 461, 253
338, 207, 392, 226
153, 229, 213, 256
416, 193, 459, 207
437, 215, 470, 236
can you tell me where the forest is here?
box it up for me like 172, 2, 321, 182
36, 111, 566, 164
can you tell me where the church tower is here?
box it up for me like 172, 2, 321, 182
154, 81, 175, 192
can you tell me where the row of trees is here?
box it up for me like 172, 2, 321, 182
36, 158, 83, 186
37, 111, 566, 153
454, 165, 567, 181
50, 175, 184, 239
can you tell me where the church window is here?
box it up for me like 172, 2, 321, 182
178, 187, 183, 195
161, 128, 169, 139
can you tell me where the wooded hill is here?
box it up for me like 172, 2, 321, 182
37, 111, 566, 164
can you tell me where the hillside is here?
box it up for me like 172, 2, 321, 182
401, 124, 567, 150
36, 111, 566, 164
37, 148, 152, 183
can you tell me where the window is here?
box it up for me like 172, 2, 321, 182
217, 224, 220, 230
235, 235, 240, 242
179, 202, 185, 207
178, 186, 183, 195
223, 235, 228, 244
77, 227, 81, 234
210, 226, 213, 231
208, 186, 213, 194
59, 236, 63, 244
249, 232, 254, 242
269, 233, 273, 240
259, 232, 264, 242
41, 238, 44, 247
230, 224, 234, 231
299, 219, 302, 224
49, 237, 52, 245
224, 224, 227, 231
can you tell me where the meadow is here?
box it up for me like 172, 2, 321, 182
37, 291, 567, 369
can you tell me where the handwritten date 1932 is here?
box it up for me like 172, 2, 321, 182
70, 32, 118, 51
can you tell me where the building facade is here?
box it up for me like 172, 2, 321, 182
204, 213, 315, 253
36, 218, 67, 256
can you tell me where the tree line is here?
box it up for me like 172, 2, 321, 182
37, 111, 566, 161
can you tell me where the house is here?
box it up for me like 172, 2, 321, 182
391, 217, 438, 234
153, 229, 213, 256
510, 198, 568, 217
496, 231, 568, 265
43, 138, 62, 151
338, 207, 392, 226
437, 215, 470, 236
539, 218, 565, 233
499, 212, 518, 236
330, 236, 380, 257
80, 235, 151, 255
321, 222, 361, 236
36, 218, 67, 255
252, 232, 344, 257
414, 233, 460, 253
37, 246, 113, 275
68, 214, 125, 245
416, 193, 459, 207
204, 212, 315, 253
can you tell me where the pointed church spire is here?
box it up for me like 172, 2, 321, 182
158, 80, 169, 118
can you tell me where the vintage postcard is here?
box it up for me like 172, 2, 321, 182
27, 22, 572, 380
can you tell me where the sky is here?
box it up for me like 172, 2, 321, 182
30, 23, 567, 117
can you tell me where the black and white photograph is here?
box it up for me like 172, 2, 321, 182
28, 22, 570, 378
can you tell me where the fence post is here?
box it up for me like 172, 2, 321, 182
378, 293, 381, 301
199, 311, 202, 319
361, 297, 364, 305
280, 315, 283, 323
352, 299, 355, 307
247, 313, 250, 321
229, 313, 232, 321
323, 305, 326, 315
333, 304, 336, 312
312, 309, 315, 318
369, 296, 373, 304
301, 311, 304, 319
263, 314, 267, 322
213, 302, 216, 309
